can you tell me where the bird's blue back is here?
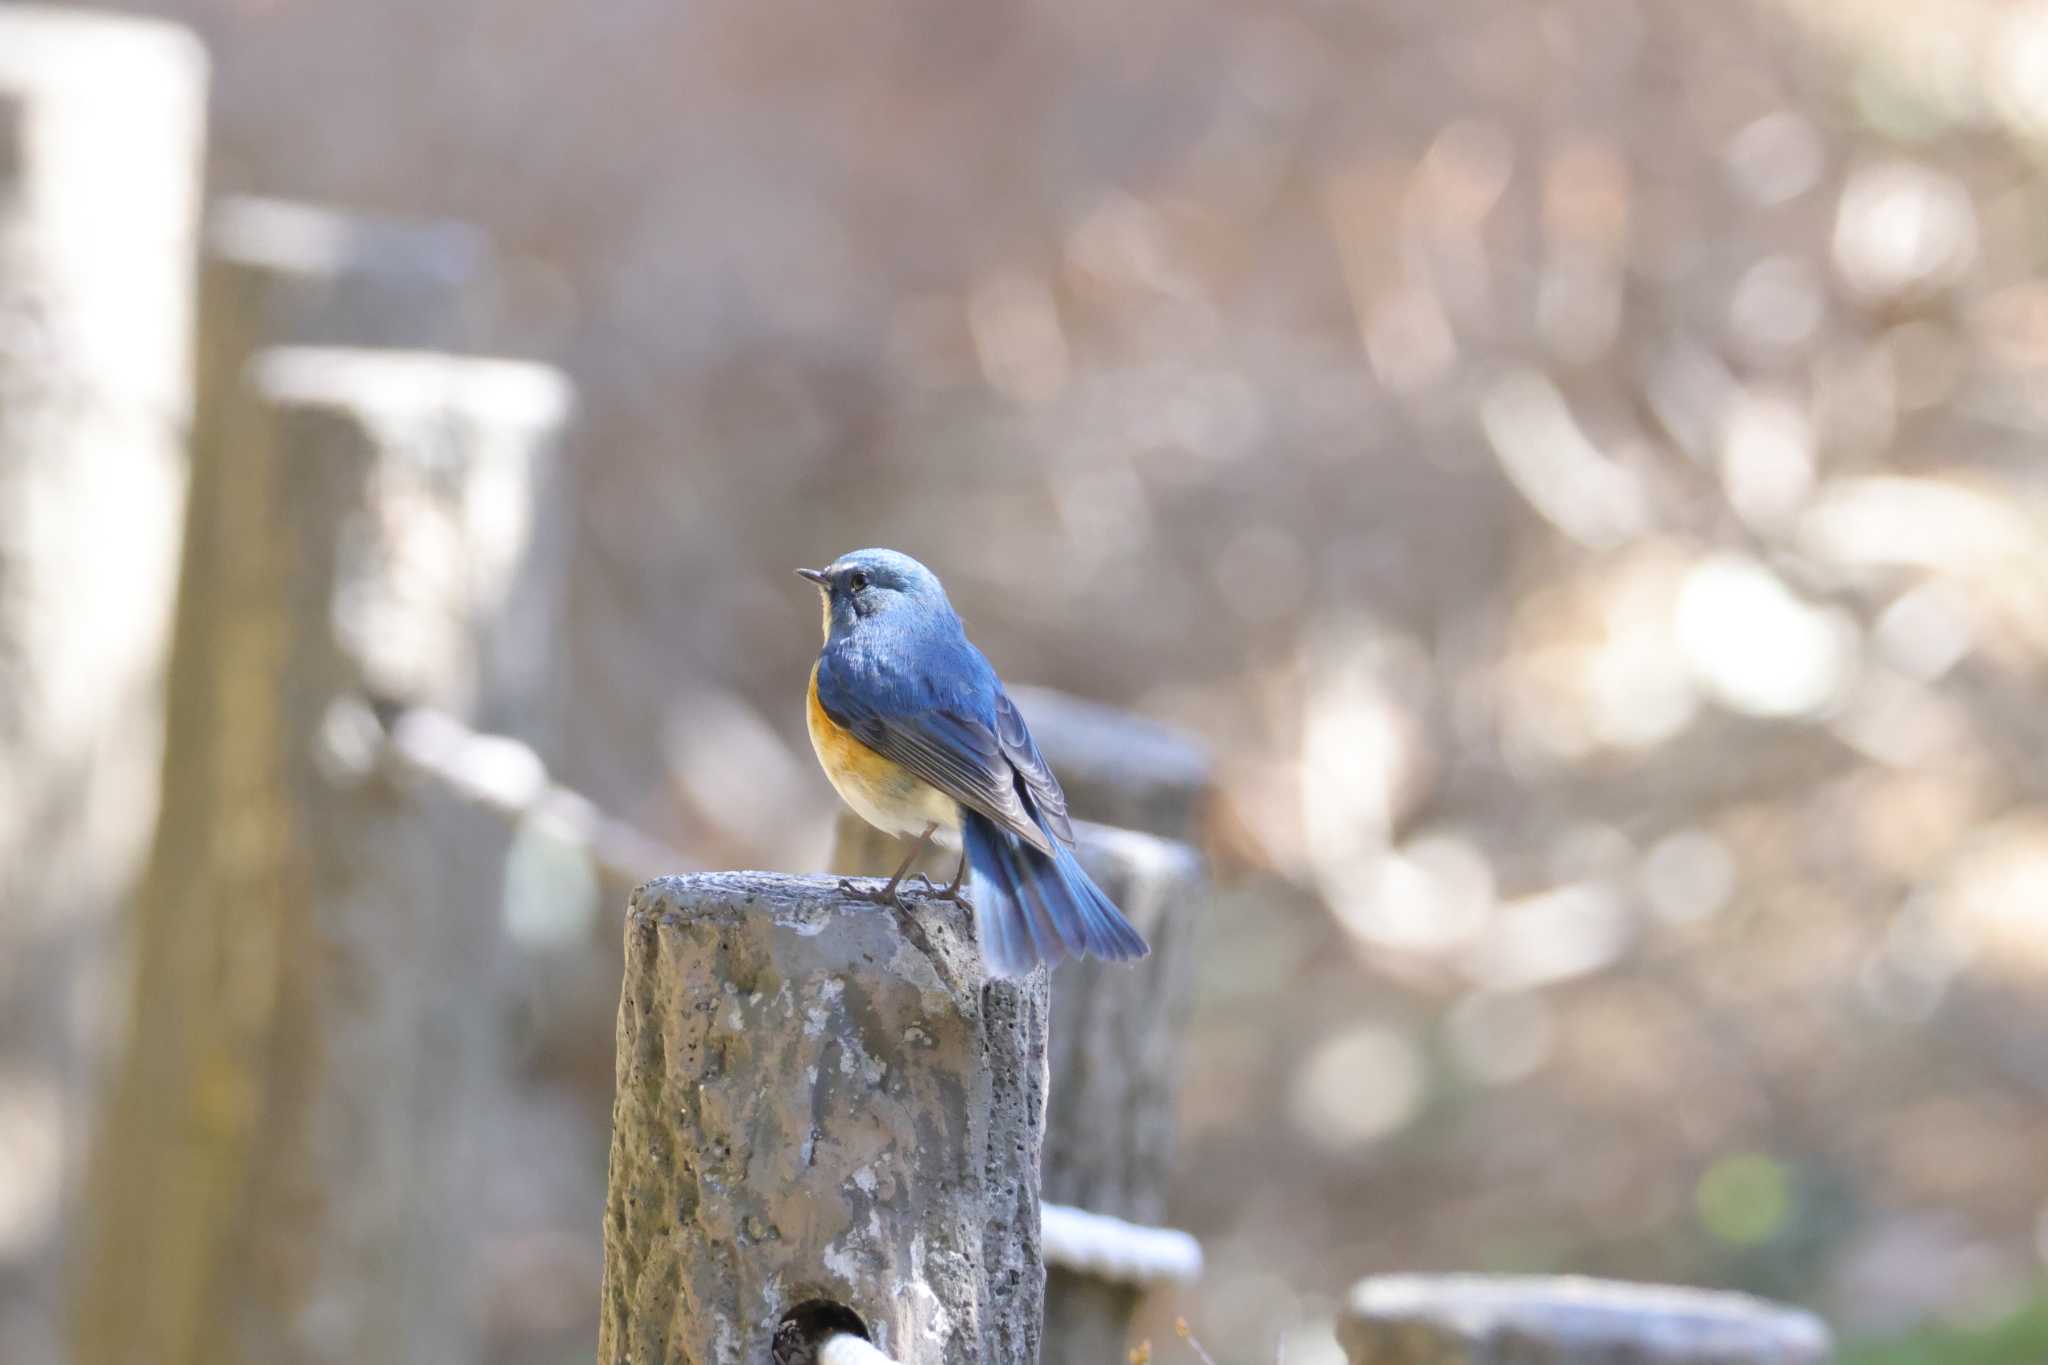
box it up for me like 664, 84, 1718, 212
817, 589, 1001, 732
804, 547, 1148, 974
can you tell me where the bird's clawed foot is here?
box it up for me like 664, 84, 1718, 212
905, 873, 970, 906
836, 877, 907, 908
904, 850, 972, 905
836, 840, 967, 910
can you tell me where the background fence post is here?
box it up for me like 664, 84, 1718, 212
77, 347, 572, 1365
73, 201, 509, 1364
599, 873, 1051, 1365
189, 200, 570, 752
0, 12, 206, 1363
202, 196, 491, 356
1041, 823, 1205, 1362
1337, 1275, 1834, 1365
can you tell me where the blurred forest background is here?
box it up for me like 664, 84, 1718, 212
6, 0, 2048, 1361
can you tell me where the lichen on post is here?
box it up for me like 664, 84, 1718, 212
599, 873, 1051, 1365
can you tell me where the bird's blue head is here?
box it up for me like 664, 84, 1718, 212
797, 548, 953, 642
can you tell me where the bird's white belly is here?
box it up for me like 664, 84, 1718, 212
807, 674, 962, 846
827, 758, 963, 847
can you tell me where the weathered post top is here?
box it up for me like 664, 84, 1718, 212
209, 195, 488, 293
201, 196, 494, 368
248, 346, 572, 718
1339, 1274, 1833, 1365
601, 873, 1051, 1365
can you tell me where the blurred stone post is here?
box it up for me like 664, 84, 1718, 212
77, 348, 573, 1365
600, 873, 1050, 1365
0, 11, 206, 1364
1041, 823, 1205, 1362
204, 196, 491, 354
76, 192, 502, 1365
183, 195, 546, 740
828, 690, 1211, 1362
1338, 1275, 1834, 1364
191, 199, 568, 750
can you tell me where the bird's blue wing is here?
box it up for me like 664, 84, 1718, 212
817, 634, 1070, 855
992, 691, 1073, 845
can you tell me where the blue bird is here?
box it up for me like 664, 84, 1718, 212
797, 549, 1150, 977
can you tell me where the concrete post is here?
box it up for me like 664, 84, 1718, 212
1040, 824, 1205, 1364
203, 196, 490, 355
599, 873, 1051, 1365
76, 348, 573, 1365
188, 199, 567, 750
0, 11, 206, 1363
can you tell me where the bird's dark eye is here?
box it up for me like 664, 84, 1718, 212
846, 571, 869, 593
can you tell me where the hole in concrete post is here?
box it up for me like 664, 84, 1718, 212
772, 1299, 873, 1365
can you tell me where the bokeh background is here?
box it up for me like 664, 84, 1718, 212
8, 0, 2048, 1361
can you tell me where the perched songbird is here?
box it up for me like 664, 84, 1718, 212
798, 549, 1150, 977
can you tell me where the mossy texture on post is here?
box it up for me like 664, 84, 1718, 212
600, 873, 1051, 1365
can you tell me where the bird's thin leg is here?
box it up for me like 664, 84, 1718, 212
904, 842, 970, 899
880, 826, 937, 897
923, 846, 970, 904
838, 823, 937, 906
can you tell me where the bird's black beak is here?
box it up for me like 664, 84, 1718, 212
795, 567, 830, 586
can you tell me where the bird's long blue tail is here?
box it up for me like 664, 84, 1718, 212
961, 811, 1150, 977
